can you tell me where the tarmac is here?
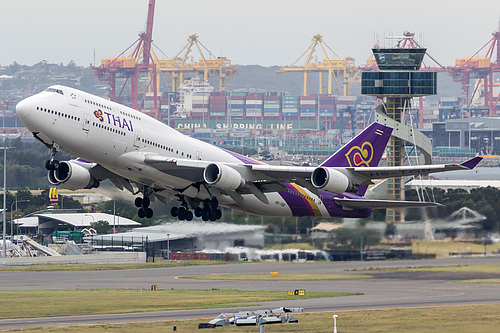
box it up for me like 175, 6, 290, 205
1, 257, 500, 330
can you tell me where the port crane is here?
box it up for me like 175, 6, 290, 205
93, 0, 160, 111
448, 28, 500, 115
156, 34, 238, 93
277, 34, 358, 96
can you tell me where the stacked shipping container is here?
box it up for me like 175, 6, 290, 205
299, 96, 317, 118
209, 94, 226, 119
228, 92, 246, 118
245, 93, 264, 119
282, 96, 299, 119
263, 95, 281, 119
318, 96, 335, 117
191, 94, 210, 119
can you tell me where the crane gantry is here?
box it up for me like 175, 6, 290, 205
94, 1, 237, 114
94, 0, 159, 110
156, 34, 238, 93
277, 34, 358, 96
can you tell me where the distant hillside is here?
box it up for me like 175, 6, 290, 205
1, 62, 463, 103
229, 65, 462, 100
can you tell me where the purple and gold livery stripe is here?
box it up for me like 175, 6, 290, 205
219, 147, 266, 165
279, 183, 322, 217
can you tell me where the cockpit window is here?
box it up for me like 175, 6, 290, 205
44, 87, 64, 95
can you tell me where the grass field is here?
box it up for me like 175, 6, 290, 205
404, 241, 500, 258
0, 260, 235, 271
359, 263, 500, 274
0, 289, 359, 320
5, 304, 500, 332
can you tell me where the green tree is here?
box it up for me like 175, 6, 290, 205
91, 220, 110, 234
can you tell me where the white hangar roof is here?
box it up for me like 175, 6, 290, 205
16, 212, 141, 228
96, 221, 266, 243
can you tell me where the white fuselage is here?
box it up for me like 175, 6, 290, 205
16, 85, 337, 218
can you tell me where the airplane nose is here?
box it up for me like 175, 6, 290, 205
16, 98, 31, 119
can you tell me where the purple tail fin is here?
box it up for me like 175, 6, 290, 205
321, 122, 392, 195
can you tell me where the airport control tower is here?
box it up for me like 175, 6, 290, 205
362, 48, 437, 224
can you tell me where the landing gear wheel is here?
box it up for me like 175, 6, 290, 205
145, 208, 154, 219
178, 207, 186, 220
194, 207, 202, 217
142, 197, 150, 208
134, 197, 143, 208
209, 211, 217, 221
214, 209, 222, 220
171, 206, 179, 217
138, 207, 146, 219
46, 160, 59, 170
202, 207, 210, 221
210, 197, 219, 209
185, 210, 193, 221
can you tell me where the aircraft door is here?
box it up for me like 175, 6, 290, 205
134, 131, 141, 148
82, 114, 91, 132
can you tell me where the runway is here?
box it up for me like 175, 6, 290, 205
1, 257, 500, 330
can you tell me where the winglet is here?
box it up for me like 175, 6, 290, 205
460, 156, 482, 169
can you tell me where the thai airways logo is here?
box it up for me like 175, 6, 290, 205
345, 142, 374, 167
94, 109, 104, 122
93, 109, 134, 132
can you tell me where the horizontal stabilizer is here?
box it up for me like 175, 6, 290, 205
351, 156, 483, 182
335, 197, 442, 209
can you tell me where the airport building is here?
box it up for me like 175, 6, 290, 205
15, 210, 141, 235
93, 221, 266, 256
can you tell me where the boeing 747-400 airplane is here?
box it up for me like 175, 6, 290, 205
15, 86, 481, 221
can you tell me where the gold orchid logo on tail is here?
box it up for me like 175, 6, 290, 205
345, 142, 374, 167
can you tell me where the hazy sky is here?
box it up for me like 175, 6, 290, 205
2, 0, 500, 68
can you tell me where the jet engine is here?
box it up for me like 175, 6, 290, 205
203, 163, 244, 190
48, 161, 99, 190
311, 167, 355, 194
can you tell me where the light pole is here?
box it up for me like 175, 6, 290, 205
333, 314, 338, 333
167, 233, 170, 260
84, 214, 95, 230
2, 146, 8, 258
11, 199, 29, 236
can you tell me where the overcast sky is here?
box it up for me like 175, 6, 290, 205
2, 0, 500, 68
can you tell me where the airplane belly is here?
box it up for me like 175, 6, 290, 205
233, 193, 294, 217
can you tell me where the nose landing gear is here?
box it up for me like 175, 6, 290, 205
45, 145, 60, 170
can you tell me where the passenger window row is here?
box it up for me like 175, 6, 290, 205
92, 122, 126, 136
36, 106, 80, 122
119, 110, 141, 121
85, 99, 111, 111
140, 138, 192, 159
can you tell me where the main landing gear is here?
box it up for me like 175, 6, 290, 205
135, 196, 154, 219
170, 197, 222, 221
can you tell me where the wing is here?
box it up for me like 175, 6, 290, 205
142, 154, 482, 205
144, 154, 210, 183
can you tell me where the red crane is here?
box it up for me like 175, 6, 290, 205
447, 29, 500, 116
94, 0, 159, 113
380, 30, 500, 118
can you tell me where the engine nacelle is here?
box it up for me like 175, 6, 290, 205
48, 161, 99, 190
203, 163, 244, 190
311, 167, 355, 194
